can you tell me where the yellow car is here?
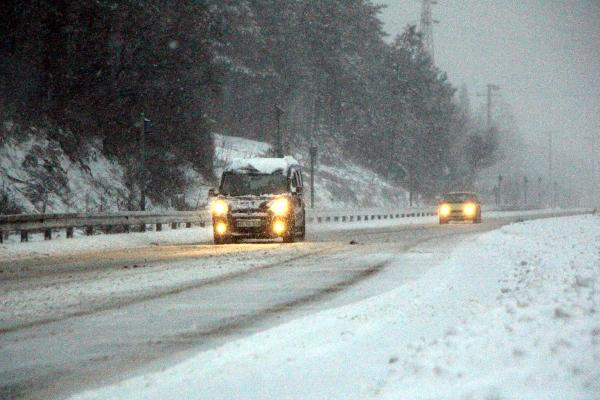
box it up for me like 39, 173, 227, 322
438, 192, 482, 224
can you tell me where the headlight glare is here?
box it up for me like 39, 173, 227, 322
269, 198, 289, 215
439, 204, 451, 217
273, 220, 286, 235
215, 222, 228, 235
211, 199, 229, 216
463, 203, 476, 216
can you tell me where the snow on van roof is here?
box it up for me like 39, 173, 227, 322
226, 156, 299, 175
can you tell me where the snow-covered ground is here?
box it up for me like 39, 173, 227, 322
0, 240, 329, 332
0, 125, 131, 213
0, 226, 213, 262
0, 214, 435, 262
0, 208, 584, 262
71, 214, 600, 400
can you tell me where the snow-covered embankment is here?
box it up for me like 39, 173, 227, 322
72, 214, 600, 400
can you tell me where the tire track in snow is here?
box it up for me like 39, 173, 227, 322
0, 243, 344, 334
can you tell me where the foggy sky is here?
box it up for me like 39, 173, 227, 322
377, 0, 600, 204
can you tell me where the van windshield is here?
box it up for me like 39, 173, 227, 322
221, 173, 288, 196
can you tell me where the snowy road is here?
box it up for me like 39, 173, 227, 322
0, 211, 594, 399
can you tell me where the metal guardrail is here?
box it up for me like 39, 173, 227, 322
306, 207, 437, 224
0, 207, 438, 243
0, 210, 211, 243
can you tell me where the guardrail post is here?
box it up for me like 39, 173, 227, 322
0, 231, 4, 244
140, 224, 146, 233
21, 231, 28, 242
44, 229, 51, 241
124, 225, 130, 233
171, 222, 178, 230
186, 222, 192, 228
156, 223, 162, 232
85, 226, 93, 236
67, 227, 74, 238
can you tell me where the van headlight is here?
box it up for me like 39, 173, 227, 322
273, 220, 286, 235
215, 222, 228, 235
211, 199, 229, 216
269, 198, 290, 216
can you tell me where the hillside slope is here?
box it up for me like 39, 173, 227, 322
214, 133, 409, 209
0, 122, 409, 214
0, 123, 130, 214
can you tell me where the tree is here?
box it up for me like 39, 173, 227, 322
465, 128, 499, 174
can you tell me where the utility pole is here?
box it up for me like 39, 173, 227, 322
419, 0, 438, 63
476, 84, 500, 131
547, 130, 553, 208
275, 105, 284, 157
593, 133, 598, 206
497, 174, 503, 206
309, 145, 317, 209
585, 133, 598, 206
408, 172, 414, 207
139, 113, 147, 212
309, 93, 319, 209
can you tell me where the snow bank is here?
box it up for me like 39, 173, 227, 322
71, 215, 600, 400
0, 226, 212, 262
0, 125, 129, 213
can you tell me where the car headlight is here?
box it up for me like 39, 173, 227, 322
269, 198, 289, 216
211, 199, 229, 216
439, 204, 451, 217
463, 203, 476, 216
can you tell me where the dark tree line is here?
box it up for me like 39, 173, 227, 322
210, 1, 497, 199
0, 0, 497, 206
1, 1, 217, 205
